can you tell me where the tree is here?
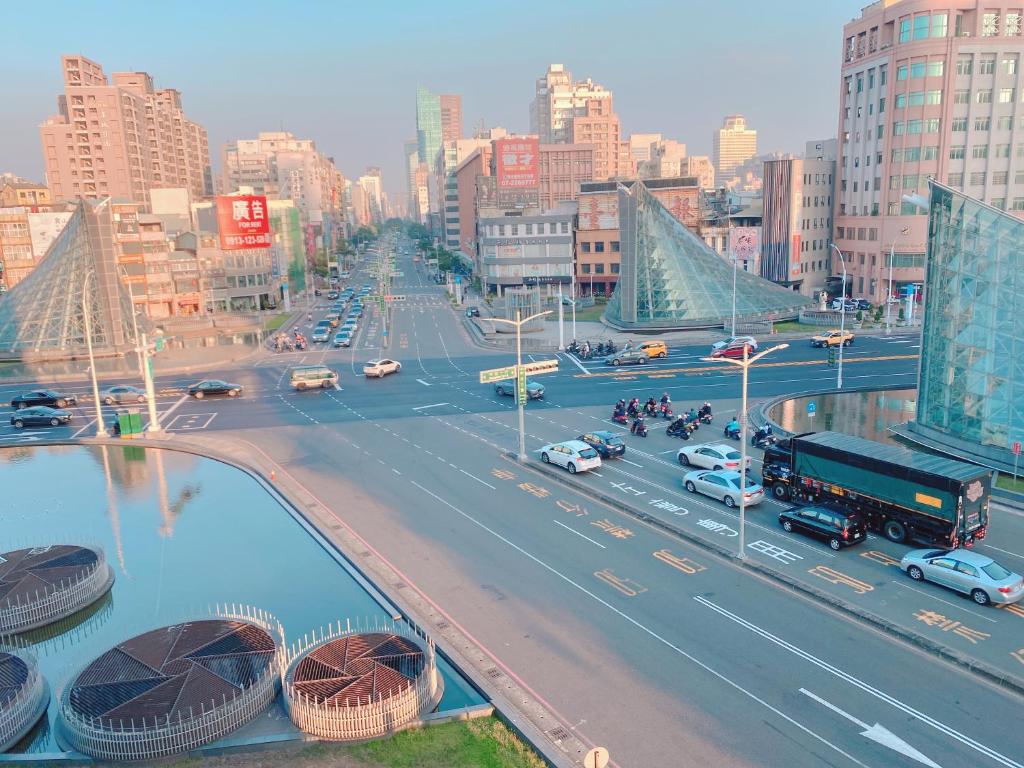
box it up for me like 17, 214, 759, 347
406, 222, 429, 241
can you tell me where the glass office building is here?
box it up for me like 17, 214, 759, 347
916, 181, 1024, 463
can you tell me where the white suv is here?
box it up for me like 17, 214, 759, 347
539, 440, 602, 474
363, 359, 401, 378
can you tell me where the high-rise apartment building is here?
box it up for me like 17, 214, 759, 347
713, 114, 758, 183
435, 138, 493, 250
416, 87, 461, 219
569, 98, 634, 180
440, 95, 463, 143
39, 55, 211, 204
404, 138, 419, 219
530, 64, 613, 144
834, 0, 1024, 304
629, 134, 664, 164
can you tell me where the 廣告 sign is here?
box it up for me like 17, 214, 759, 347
217, 194, 271, 250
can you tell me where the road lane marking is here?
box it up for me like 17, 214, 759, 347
576, 353, 919, 379
70, 419, 96, 438
553, 520, 606, 548
416, 378, 432, 386
565, 354, 590, 374
159, 394, 191, 424
891, 581, 999, 623
620, 458, 644, 468
412, 402, 449, 410
695, 596, 1021, 768
458, 469, 497, 489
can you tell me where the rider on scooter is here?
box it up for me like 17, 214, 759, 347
753, 422, 773, 442
627, 398, 640, 418
725, 417, 741, 438
699, 401, 712, 419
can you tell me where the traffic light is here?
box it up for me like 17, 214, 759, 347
827, 345, 836, 367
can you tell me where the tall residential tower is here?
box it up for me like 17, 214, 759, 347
713, 114, 758, 184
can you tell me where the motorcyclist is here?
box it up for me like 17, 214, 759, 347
307, 312, 313, 323
631, 415, 646, 436
699, 401, 712, 418
613, 400, 626, 419
645, 397, 657, 415
753, 423, 774, 441
627, 398, 640, 418
726, 417, 741, 438
688, 406, 699, 424
668, 415, 688, 434
660, 393, 671, 407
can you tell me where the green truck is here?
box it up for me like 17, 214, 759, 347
761, 431, 991, 547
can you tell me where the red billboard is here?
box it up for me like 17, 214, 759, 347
216, 194, 271, 250
496, 137, 539, 189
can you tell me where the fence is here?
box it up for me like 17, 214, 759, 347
0, 547, 113, 635
282, 619, 443, 741
0, 647, 48, 751
58, 605, 284, 761
798, 309, 846, 327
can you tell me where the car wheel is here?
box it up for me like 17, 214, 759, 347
883, 520, 907, 543
678, 453, 690, 466
297, 382, 307, 390
612, 358, 621, 366
396, 363, 401, 371
50, 417, 61, 426
971, 589, 991, 606
772, 482, 789, 500
907, 565, 924, 581
541, 452, 550, 463
638, 357, 647, 364
724, 495, 736, 508
137, 395, 146, 403
13, 420, 24, 429
659, 352, 667, 358
829, 538, 841, 551
194, 390, 204, 399
228, 389, 239, 397
685, 480, 697, 493
713, 464, 723, 471
844, 339, 851, 347
104, 397, 114, 405
567, 462, 577, 474
496, 386, 505, 396
782, 520, 793, 532
57, 399, 67, 408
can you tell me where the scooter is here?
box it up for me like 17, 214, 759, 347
611, 409, 628, 425
660, 404, 673, 420
699, 411, 713, 425
630, 416, 648, 437
667, 420, 692, 439
752, 430, 777, 450
644, 402, 657, 418
724, 424, 741, 440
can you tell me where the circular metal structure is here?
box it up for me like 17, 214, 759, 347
58, 607, 284, 761
283, 623, 443, 741
0, 648, 49, 752
0, 545, 114, 635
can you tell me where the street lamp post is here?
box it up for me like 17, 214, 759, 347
81, 282, 108, 437
704, 342, 789, 558
570, 274, 577, 342
885, 227, 910, 336
557, 282, 565, 351
489, 309, 552, 462
830, 244, 847, 389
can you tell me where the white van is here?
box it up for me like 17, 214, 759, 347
289, 365, 339, 390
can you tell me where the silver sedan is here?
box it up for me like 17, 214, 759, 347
101, 385, 147, 405
900, 548, 1024, 606
683, 469, 764, 509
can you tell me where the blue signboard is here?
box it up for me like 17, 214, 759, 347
807, 401, 817, 415
455, 275, 462, 284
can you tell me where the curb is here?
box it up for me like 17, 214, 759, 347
517, 454, 1024, 700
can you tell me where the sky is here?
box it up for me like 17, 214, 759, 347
1, 0, 856, 204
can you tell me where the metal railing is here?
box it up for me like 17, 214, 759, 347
0, 646, 48, 751
0, 547, 113, 635
58, 604, 284, 761
283, 619, 443, 741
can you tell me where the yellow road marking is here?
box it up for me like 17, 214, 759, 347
594, 569, 647, 597
808, 565, 874, 594
653, 549, 707, 575
574, 353, 919, 378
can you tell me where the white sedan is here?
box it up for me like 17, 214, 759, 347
539, 440, 602, 474
363, 359, 401, 378
684, 469, 764, 508
677, 442, 751, 471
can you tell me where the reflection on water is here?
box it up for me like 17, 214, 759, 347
769, 388, 917, 444
2, 445, 481, 755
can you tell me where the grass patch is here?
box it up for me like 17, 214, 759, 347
771, 321, 822, 333
549, 299, 606, 323
996, 473, 1024, 494
263, 313, 290, 332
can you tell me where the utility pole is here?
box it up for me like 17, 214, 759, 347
489, 309, 552, 462
831, 244, 848, 389
82, 282, 107, 437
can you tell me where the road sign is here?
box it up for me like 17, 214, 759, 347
584, 747, 609, 768
455, 275, 462, 284
516, 367, 527, 404
522, 359, 559, 375
1014, 441, 1021, 456
384, 295, 406, 302
479, 365, 517, 384
807, 401, 816, 415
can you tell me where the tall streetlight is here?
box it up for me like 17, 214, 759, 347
489, 309, 552, 462
830, 243, 847, 389
885, 227, 911, 336
81, 279, 108, 437
704, 342, 789, 558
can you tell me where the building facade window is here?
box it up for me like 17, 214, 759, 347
950, 145, 966, 159
973, 145, 989, 159
979, 57, 997, 74
975, 116, 992, 131
998, 86, 1015, 103
957, 55, 973, 75
982, 12, 1000, 36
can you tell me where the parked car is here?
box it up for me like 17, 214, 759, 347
312, 327, 331, 343
830, 298, 859, 312
333, 331, 352, 347
188, 379, 242, 398
778, 504, 867, 550
10, 405, 72, 428
677, 443, 751, 471
810, 329, 855, 348
604, 349, 649, 366
539, 440, 602, 474
711, 336, 758, 354
465, 306, 480, 317
11, 389, 78, 409
494, 380, 544, 399
363, 359, 401, 378
100, 385, 147, 405
854, 298, 872, 310
900, 548, 1024, 606
578, 431, 625, 459
684, 469, 763, 508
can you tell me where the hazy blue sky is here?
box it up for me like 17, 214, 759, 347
2, 0, 856, 202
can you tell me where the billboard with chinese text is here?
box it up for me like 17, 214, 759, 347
216, 195, 271, 250
496, 137, 539, 189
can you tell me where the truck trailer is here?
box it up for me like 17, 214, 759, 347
761, 431, 991, 547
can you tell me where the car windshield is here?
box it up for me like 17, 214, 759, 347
727, 475, 759, 490
607, 437, 623, 446
981, 561, 1013, 580
725, 450, 741, 460
578, 447, 598, 459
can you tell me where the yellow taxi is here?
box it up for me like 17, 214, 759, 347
637, 340, 669, 359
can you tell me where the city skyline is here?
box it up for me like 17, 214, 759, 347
2, 0, 853, 202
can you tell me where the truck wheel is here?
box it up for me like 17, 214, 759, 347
772, 482, 789, 500
883, 520, 907, 543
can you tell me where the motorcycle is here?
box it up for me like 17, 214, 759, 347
699, 409, 713, 424
752, 429, 777, 450
644, 402, 657, 417
605, 340, 617, 354
724, 424, 741, 440
567, 340, 579, 355
667, 419, 692, 439
660, 403, 673, 420
611, 409, 628, 425
630, 417, 648, 437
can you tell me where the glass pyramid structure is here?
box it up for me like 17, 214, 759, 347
605, 183, 812, 329
0, 199, 135, 358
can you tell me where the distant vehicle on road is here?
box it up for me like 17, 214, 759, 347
540, 440, 601, 474
327, 291, 339, 300
10, 405, 72, 428
900, 548, 1023, 606
494, 380, 544, 399
684, 469, 763, 508
312, 327, 331, 343
810, 329, 854, 347
778, 503, 866, 550
465, 306, 480, 317
604, 349, 648, 366
100, 385, 146, 405
578, 431, 625, 458
11, 389, 78, 409
636, 340, 668, 359
363, 359, 401, 378
710, 340, 757, 359
333, 331, 352, 347
325, 312, 341, 327
289, 365, 338, 390
677, 443, 750, 471
711, 336, 758, 354
188, 379, 242, 398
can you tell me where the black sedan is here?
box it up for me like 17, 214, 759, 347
578, 431, 626, 458
10, 406, 72, 428
187, 379, 242, 399
11, 389, 78, 409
